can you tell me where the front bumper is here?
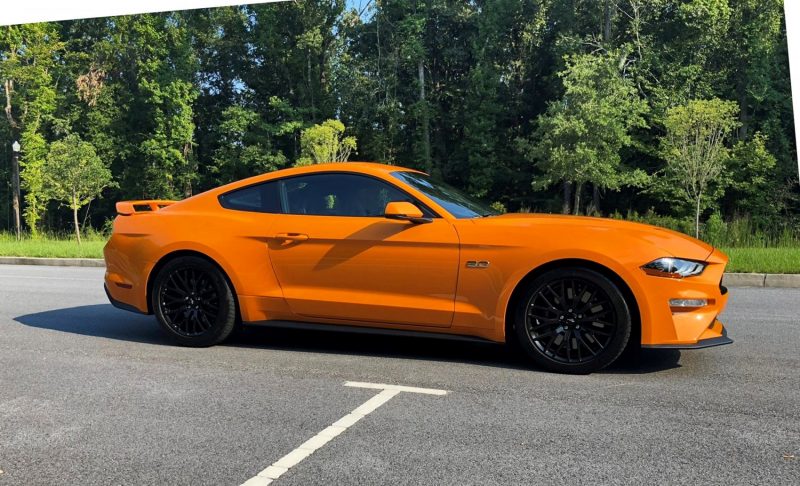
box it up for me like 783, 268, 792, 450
642, 319, 732, 349
638, 247, 731, 348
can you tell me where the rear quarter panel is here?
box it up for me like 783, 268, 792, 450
105, 195, 283, 317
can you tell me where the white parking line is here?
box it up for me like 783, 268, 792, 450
240, 381, 448, 486
344, 381, 449, 395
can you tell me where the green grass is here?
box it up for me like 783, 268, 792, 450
0, 233, 798, 273
0, 233, 106, 258
721, 247, 800, 274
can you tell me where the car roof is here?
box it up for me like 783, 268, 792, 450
274, 161, 420, 177
173, 162, 434, 215
216, 162, 424, 192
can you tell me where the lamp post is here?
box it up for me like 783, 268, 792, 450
11, 141, 21, 240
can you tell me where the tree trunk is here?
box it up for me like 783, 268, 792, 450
4, 79, 19, 129
418, 60, 432, 174
592, 184, 601, 215
82, 200, 92, 232
603, 0, 613, 44
695, 196, 701, 239
11, 147, 21, 240
73, 197, 82, 245
307, 50, 316, 123
5, 82, 21, 239
562, 181, 572, 214
573, 182, 583, 215
183, 142, 194, 198
738, 85, 749, 140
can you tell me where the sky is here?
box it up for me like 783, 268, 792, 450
345, 0, 373, 18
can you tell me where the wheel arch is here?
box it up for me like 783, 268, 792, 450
146, 249, 241, 321
503, 258, 641, 347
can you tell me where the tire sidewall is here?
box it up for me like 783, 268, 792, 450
514, 267, 632, 374
152, 256, 236, 347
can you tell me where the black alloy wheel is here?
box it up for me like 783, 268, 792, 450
515, 267, 631, 374
152, 256, 237, 347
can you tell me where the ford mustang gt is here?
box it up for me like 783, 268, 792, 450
104, 162, 731, 373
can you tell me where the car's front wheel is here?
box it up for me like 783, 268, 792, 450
514, 267, 632, 374
151, 256, 237, 347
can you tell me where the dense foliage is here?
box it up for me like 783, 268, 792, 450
0, 0, 796, 240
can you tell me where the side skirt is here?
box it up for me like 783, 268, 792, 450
245, 319, 497, 344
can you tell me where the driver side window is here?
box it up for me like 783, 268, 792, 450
280, 173, 429, 217
219, 172, 434, 217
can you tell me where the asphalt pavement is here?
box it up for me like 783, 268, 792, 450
0, 264, 798, 485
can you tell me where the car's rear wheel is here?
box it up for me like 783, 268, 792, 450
514, 267, 631, 374
151, 256, 237, 347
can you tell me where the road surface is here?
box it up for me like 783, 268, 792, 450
0, 265, 797, 485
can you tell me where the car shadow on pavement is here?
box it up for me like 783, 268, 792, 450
14, 304, 169, 346
229, 325, 682, 374
14, 304, 682, 374
603, 348, 682, 374
229, 324, 536, 371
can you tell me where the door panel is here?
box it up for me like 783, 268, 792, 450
267, 215, 459, 327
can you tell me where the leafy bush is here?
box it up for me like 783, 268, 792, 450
704, 211, 727, 247
609, 209, 799, 247
490, 201, 507, 214
609, 209, 695, 236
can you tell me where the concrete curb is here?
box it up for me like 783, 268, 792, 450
722, 273, 766, 287
763, 273, 800, 288
723, 273, 800, 288
0, 258, 798, 287
0, 256, 105, 268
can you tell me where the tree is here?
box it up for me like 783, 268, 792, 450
296, 119, 357, 166
0, 23, 63, 236
724, 0, 783, 140
0, 2, 795, 241
43, 134, 114, 243
660, 98, 739, 238
455, 0, 548, 201
724, 132, 778, 225
247, 1, 343, 124
520, 52, 647, 214
210, 106, 285, 184
80, 14, 201, 201
208, 98, 303, 184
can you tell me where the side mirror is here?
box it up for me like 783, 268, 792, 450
384, 201, 432, 224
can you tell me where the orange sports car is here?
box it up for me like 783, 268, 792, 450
104, 162, 731, 373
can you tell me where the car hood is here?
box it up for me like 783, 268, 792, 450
474, 213, 715, 261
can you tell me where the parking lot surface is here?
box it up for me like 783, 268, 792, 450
0, 264, 798, 485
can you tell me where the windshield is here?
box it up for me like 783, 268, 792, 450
391, 171, 499, 219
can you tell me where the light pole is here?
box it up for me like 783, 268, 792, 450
11, 140, 21, 240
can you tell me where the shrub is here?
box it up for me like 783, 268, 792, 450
704, 212, 727, 247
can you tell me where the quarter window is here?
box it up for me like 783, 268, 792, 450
218, 181, 281, 213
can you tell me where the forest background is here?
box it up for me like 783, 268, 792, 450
0, 0, 797, 268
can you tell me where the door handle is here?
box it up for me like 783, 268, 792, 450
273, 232, 309, 242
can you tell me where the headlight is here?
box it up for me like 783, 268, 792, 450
641, 257, 706, 278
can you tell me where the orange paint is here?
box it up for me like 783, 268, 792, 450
104, 162, 729, 347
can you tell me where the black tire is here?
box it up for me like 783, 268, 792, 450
514, 267, 631, 374
151, 256, 237, 347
